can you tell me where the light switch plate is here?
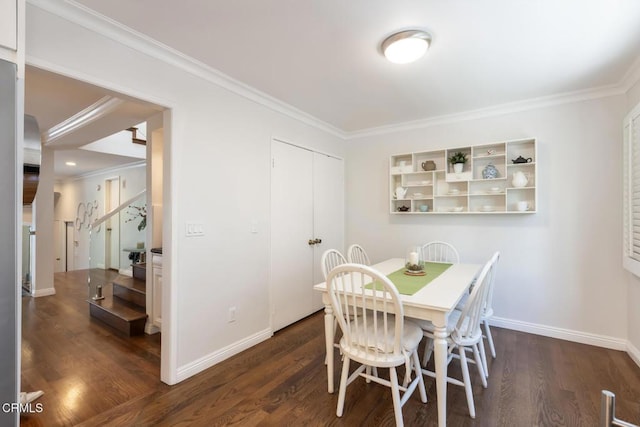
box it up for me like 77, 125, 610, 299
185, 222, 204, 237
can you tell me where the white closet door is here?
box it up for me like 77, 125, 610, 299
270, 141, 314, 331
312, 153, 344, 309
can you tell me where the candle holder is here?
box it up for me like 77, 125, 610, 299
405, 246, 426, 276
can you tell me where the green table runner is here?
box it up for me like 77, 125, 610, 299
367, 262, 452, 295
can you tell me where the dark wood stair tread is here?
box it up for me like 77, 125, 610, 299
88, 295, 147, 336
88, 295, 146, 321
132, 263, 146, 281
112, 275, 146, 294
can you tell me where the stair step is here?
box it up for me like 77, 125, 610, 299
113, 275, 146, 308
132, 263, 146, 281
88, 295, 147, 336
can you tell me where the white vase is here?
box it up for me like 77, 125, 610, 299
453, 163, 464, 173
512, 171, 528, 188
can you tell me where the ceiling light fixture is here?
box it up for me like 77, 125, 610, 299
65, 161, 76, 166
382, 30, 431, 64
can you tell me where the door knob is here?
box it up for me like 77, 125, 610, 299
308, 239, 315, 246
314, 238, 322, 244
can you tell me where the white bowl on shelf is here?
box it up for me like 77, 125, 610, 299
490, 187, 500, 193
452, 206, 463, 212
448, 189, 460, 195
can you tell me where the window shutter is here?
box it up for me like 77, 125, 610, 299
623, 103, 640, 275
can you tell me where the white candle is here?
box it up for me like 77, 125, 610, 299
409, 251, 419, 266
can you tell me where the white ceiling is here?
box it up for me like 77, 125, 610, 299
71, 0, 640, 132
24, 0, 640, 178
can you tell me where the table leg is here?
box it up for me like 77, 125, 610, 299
324, 304, 335, 393
433, 325, 448, 427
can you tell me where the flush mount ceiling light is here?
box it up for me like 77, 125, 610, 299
65, 161, 76, 166
382, 30, 431, 64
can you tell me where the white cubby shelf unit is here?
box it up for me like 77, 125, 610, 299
389, 138, 537, 214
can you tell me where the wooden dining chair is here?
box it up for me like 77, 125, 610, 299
327, 263, 427, 427
479, 252, 500, 376
419, 240, 461, 366
321, 249, 347, 363
347, 244, 370, 265
421, 241, 460, 264
415, 254, 497, 419
321, 249, 347, 280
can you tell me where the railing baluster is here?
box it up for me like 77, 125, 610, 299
601, 390, 639, 427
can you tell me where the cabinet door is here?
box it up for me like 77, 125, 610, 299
0, 0, 17, 51
152, 266, 162, 328
312, 153, 344, 309
270, 141, 314, 331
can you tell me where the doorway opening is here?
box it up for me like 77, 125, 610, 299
21, 65, 172, 423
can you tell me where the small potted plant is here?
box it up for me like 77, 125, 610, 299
448, 151, 467, 173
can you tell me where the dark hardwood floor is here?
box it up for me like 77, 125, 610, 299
21, 271, 640, 426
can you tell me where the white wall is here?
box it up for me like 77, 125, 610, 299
26, 3, 344, 381
346, 95, 628, 344
54, 164, 146, 271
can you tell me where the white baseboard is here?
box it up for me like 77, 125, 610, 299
176, 328, 273, 383
490, 316, 627, 351
32, 287, 56, 297
97, 263, 105, 269
627, 341, 640, 369
144, 322, 160, 335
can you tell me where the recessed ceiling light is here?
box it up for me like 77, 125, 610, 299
382, 30, 431, 64
65, 161, 76, 166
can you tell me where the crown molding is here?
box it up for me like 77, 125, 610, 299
26, 0, 346, 139
620, 56, 640, 93
44, 95, 124, 144
346, 83, 626, 139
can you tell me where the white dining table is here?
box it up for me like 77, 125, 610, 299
313, 258, 482, 427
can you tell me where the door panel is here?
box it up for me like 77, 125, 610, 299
312, 153, 344, 309
270, 141, 314, 331
65, 221, 74, 271
53, 220, 65, 272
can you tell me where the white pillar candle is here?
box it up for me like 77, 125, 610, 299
409, 251, 419, 265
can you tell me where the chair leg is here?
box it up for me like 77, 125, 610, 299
472, 344, 487, 388
458, 346, 476, 419
479, 336, 489, 378
336, 357, 351, 417
422, 337, 434, 367
484, 320, 496, 358
412, 350, 428, 403
389, 367, 404, 427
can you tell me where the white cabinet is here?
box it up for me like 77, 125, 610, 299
151, 253, 162, 330
270, 140, 344, 331
390, 138, 537, 214
0, 0, 17, 51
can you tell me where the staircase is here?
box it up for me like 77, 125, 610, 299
88, 263, 147, 336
